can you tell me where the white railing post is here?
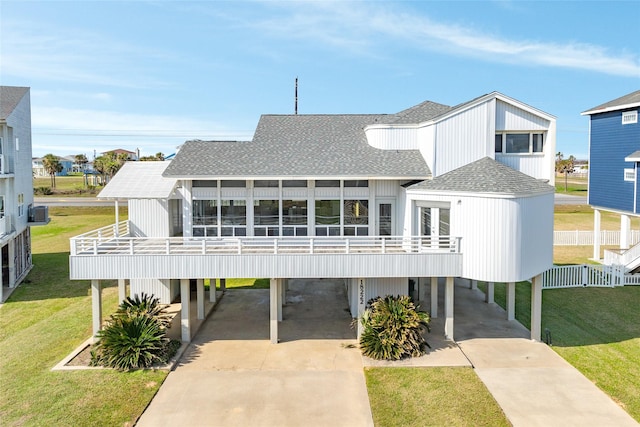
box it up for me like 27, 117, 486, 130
237, 239, 242, 255
166, 239, 170, 254
274, 239, 278, 254
346, 239, 350, 254
70, 239, 77, 256
129, 240, 134, 255
92, 240, 98, 255
381, 238, 386, 254
310, 238, 314, 254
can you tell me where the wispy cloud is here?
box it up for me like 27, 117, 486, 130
252, 2, 640, 78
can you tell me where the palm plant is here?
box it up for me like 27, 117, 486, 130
359, 295, 430, 360
115, 293, 173, 328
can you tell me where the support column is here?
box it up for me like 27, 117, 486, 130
471, 279, 478, 290
621, 214, 631, 250
593, 209, 601, 260
209, 278, 217, 303
91, 280, 102, 342
8, 241, 15, 287
220, 278, 226, 292
270, 278, 279, 344
180, 279, 191, 342
118, 279, 126, 303
531, 275, 542, 341
430, 277, 438, 318
277, 279, 283, 322
506, 282, 516, 321
418, 278, 428, 303
444, 277, 454, 341
196, 279, 205, 320
114, 200, 120, 237
486, 282, 495, 304
357, 278, 366, 339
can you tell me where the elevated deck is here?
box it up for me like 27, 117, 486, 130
69, 221, 463, 279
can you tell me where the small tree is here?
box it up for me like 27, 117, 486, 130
555, 152, 576, 192
42, 153, 63, 188
74, 153, 88, 172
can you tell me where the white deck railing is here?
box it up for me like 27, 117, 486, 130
553, 230, 640, 246
542, 264, 624, 289
70, 222, 460, 257
604, 240, 640, 270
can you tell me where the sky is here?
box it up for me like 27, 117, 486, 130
1, 0, 639, 160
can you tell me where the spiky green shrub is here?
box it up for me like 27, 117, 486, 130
91, 293, 177, 371
359, 295, 431, 360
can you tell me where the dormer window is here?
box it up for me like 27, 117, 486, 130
495, 132, 545, 154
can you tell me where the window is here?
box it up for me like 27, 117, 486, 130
221, 180, 246, 188
622, 111, 638, 125
0, 196, 4, 218
282, 180, 307, 187
344, 180, 368, 187
624, 168, 636, 182
254, 180, 279, 188
315, 200, 341, 236
495, 133, 545, 154
283, 200, 307, 236
315, 180, 340, 188
193, 180, 218, 188
254, 200, 279, 236
221, 200, 246, 236
18, 193, 24, 217
343, 200, 368, 236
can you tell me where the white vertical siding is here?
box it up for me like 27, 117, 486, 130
373, 180, 401, 197
192, 188, 218, 199
365, 277, 408, 302
517, 194, 554, 279
496, 100, 549, 131
364, 126, 419, 150
433, 102, 492, 176
343, 188, 369, 198
495, 155, 550, 181
130, 278, 171, 304
417, 124, 435, 173
129, 199, 170, 237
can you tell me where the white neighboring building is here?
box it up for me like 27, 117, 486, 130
1, 86, 49, 301
70, 91, 556, 344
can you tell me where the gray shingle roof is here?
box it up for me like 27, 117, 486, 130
0, 86, 29, 120
163, 114, 431, 179
389, 100, 452, 124
626, 151, 640, 161
408, 157, 554, 196
583, 90, 640, 115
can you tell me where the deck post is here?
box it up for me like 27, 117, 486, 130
357, 278, 366, 339
277, 279, 283, 322
91, 280, 102, 342
430, 277, 438, 318
531, 275, 542, 341
118, 279, 126, 303
471, 280, 478, 290
486, 282, 495, 304
196, 279, 205, 320
270, 279, 279, 344
209, 279, 217, 303
220, 278, 226, 292
444, 277, 454, 341
114, 200, 120, 237
180, 279, 191, 342
593, 209, 601, 260
621, 214, 631, 250
506, 282, 516, 321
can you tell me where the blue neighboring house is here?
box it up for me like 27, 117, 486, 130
582, 90, 640, 263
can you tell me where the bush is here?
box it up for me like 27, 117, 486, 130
359, 295, 430, 360
33, 186, 53, 195
91, 294, 176, 371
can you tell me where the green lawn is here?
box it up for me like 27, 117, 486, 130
478, 281, 640, 422
33, 175, 102, 197
555, 175, 588, 194
365, 367, 509, 427
0, 206, 167, 427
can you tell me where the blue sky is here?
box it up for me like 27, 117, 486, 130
2, 1, 639, 160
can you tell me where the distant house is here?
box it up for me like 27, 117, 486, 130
32, 155, 75, 177
1, 86, 49, 300
582, 90, 640, 268
70, 91, 556, 344
101, 148, 138, 161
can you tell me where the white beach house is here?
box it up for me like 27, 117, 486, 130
69, 91, 556, 344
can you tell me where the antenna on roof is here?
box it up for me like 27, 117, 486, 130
295, 77, 298, 115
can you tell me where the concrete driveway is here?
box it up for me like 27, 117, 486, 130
136, 280, 374, 427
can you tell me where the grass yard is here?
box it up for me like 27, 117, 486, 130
555, 175, 588, 194
478, 281, 640, 422
33, 175, 102, 197
365, 367, 509, 427
0, 206, 168, 427
554, 204, 640, 231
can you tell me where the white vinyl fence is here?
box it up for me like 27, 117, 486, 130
553, 230, 640, 246
543, 264, 640, 289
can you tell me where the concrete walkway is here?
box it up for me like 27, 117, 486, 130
137, 281, 373, 427
137, 279, 638, 427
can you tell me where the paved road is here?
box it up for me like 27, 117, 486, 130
554, 193, 588, 205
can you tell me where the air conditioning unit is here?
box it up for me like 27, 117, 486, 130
29, 205, 49, 223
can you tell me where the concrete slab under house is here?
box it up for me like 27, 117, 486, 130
69, 91, 556, 345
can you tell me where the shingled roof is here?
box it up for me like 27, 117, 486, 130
408, 157, 554, 196
163, 114, 431, 179
389, 100, 452, 124
582, 90, 640, 115
0, 86, 29, 120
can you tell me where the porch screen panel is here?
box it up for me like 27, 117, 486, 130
193, 200, 218, 237
439, 208, 450, 236
221, 200, 246, 236
254, 200, 279, 236
315, 200, 340, 236
378, 203, 392, 236
282, 200, 307, 236
344, 200, 368, 236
